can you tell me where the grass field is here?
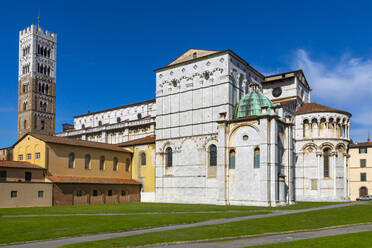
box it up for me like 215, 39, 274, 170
0, 201, 343, 216
0, 211, 266, 244
248, 231, 372, 248
62, 203, 372, 248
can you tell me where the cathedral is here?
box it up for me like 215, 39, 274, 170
16, 24, 352, 206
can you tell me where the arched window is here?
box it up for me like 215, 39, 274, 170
323, 148, 330, 178
229, 149, 235, 169
140, 152, 146, 166
98, 121, 102, 126
113, 157, 118, 171
23, 102, 27, 111
82, 124, 85, 129
45, 85, 49, 95
99, 156, 105, 170
166, 147, 172, 167
117, 117, 121, 123
137, 113, 142, 119
125, 158, 130, 172
68, 153, 75, 168
41, 120, 45, 130
209, 145, 217, 166
84, 154, 91, 169
23, 120, 27, 129
254, 147, 260, 168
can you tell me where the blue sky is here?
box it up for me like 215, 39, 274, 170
1, 0, 372, 147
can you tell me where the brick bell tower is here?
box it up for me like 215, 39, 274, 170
18, 23, 57, 138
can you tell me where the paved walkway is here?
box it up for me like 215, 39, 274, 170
147, 223, 372, 248
1, 202, 364, 248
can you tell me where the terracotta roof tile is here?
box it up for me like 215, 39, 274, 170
117, 136, 155, 147
349, 142, 372, 148
0, 160, 46, 170
48, 176, 141, 185
28, 133, 132, 153
295, 102, 351, 116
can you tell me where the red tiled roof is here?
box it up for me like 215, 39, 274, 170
117, 136, 155, 147
0, 160, 46, 170
74, 99, 156, 118
48, 176, 141, 185
295, 102, 351, 116
349, 142, 372, 148
20, 133, 132, 153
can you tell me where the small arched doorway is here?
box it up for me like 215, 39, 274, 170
359, 187, 368, 197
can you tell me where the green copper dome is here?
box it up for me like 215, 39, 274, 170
234, 87, 275, 118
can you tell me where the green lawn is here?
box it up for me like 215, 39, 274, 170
0, 211, 265, 244
248, 231, 372, 248
62, 203, 372, 248
0, 201, 343, 216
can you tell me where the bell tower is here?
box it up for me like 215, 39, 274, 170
18, 24, 57, 138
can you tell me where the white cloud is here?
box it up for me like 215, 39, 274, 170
292, 50, 372, 142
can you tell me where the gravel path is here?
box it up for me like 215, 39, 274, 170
1, 202, 364, 248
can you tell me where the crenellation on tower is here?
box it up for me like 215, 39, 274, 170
17, 24, 57, 138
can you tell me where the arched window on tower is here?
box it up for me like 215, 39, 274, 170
23, 102, 27, 111
117, 117, 121, 123
229, 149, 236, 169
166, 147, 172, 167
45, 85, 49, 95
47, 49, 51, 58
254, 147, 260, 168
323, 148, 330, 178
209, 145, 217, 167
41, 120, 45, 130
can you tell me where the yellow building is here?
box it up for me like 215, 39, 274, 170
349, 141, 372, 200
11, 133, 141, 205
118, 136, 156, 202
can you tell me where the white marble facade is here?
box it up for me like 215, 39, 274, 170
59, 48, 351, 206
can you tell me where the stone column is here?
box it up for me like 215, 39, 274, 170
332, 151, 337, 197
216, 118, 227, 205
316, 152, 322, 197
343, 153, 347, 199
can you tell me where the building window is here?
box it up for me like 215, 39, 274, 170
24, 120, 27, 129
35, 153, 40, 159
19, 155, 23, 161
359, 147, 368, 154
76, 190, 83, 197
323, 148, 330, 178
361, 173, 367, 182
141, 153, 146, 166
229, 150, 235, 169
68, 153, 75, 168
137, 113, 142, 119
93, 189, 98, 196
84, 154, 91, 169
254, 147, 260, 168
108, 190, 113, 196
117, 117, 121, 123
25, 172, 32, 181
82, 124, 85, 129
41, 120, 45, 130
38, 191, 44, 198
23, 102, 27, 111
98, 121, 102, 126
126, 158, 130, 172
360, 186, 368, 197
11, 191, 18, 198
113, 157, 118, 171
0, 170, 7, 181
100, 156, 105, 170
121, 190, 126, 196
26, 153, 31, 160
209, 145, 217, 167
361, 159, 367, 168
166, 147, 173, 167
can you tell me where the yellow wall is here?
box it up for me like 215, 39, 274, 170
349, 146, 372, 200
13, 135, 47, 168
13, 134, 133, 180
46, 143, 132, 179
130, 144, 155, 193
